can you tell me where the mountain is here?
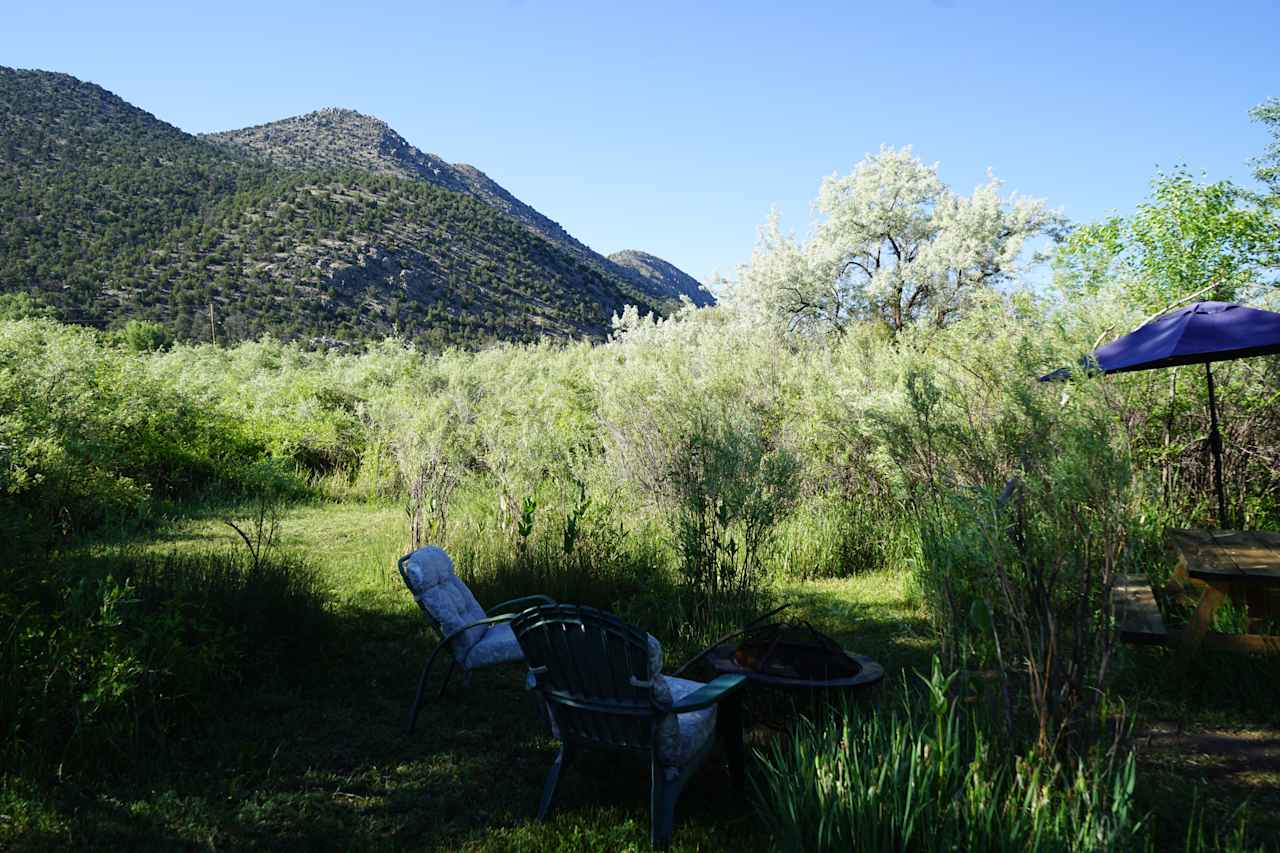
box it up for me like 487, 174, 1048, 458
0, 68, 697, 348
204, 109, 711, 309
609, 250, 714, 307
0, 68, 271, 324
204, 109, 594, 263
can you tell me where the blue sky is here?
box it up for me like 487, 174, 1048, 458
4, 1, 1277, 284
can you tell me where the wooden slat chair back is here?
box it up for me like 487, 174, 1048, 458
513, 603, 747, 850
515, 603, 656, 753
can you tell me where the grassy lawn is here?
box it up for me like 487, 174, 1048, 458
7, 499, 1280, 850
4, 501, 928, 851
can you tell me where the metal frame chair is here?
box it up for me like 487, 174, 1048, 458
397, 547, 554, 734
512, 603, 746, 850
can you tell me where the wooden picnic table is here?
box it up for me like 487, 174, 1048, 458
1167, 529, 1280, 657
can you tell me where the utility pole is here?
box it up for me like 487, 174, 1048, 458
209, 302, 217, 346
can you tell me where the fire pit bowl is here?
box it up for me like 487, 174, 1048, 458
704, 620, 884, 694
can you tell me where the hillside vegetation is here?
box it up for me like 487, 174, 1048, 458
204, 108, 600, 265
86, 170, 658, 346
208, 108, 715, 309
0, 68, 692, 347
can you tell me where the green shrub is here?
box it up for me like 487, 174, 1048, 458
875, 327, 1143, 755
0, 293, 55, 321
769, 493, 915, 579
438, 483, 770, 665
0, 546, 330, 776
118, 319, 173, 352
667, 411, 797, 623
0, 319, 280, 545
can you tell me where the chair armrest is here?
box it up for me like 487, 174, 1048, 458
668, 674, 747, 713
486, 595, 555, 616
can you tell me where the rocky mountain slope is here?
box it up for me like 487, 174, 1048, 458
204, 109, 590, 260
0, 68, 673, 347
205, 109, 711, 308
609, 249, 714, 307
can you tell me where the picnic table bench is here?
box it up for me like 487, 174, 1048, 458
1114, 574, 1169, 645
1112, 530, 1280, 658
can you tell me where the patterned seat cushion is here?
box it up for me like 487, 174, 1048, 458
462, 622, 524, 669
654, 676, 718, 774
648, 637, 718, 775
401, 546, 488, 658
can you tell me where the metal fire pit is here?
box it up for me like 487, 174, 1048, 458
702, 620, 883, 727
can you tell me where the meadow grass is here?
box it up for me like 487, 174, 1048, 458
5, 498, 1280, 851
4, 500, 792, 850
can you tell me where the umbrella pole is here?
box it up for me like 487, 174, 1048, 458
1204, 362, 1228, 528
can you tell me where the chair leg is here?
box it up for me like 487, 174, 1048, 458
538, 744, 572, 821
720, 694, 746, 794
437, 659, 458, 698
650, 755, 679, 850
407, 642, 449, 735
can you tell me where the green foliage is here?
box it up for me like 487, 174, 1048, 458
668, 412, 798, 620
1055, 168, 1276, 311
0, 68, 660, 349
767, 493, 915, 579
1250, 97, 1280, 197
0, 319, 276, 545
0, 545, 329, 775
561, 478, 590, 556
876, 312, 1145, 753
754, 660, 1145, 852
118, 319, 173, 352
0, 292, 54, 321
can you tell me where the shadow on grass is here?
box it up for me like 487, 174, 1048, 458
1110, 643, 1280, 727
5, 505, 922, 852
6, 593, 769, 852
1107, 643, 1280, 849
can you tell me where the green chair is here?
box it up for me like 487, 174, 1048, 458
397, 546, 554, 734
512, 603, 747, 850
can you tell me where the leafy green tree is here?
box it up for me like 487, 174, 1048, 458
120, 319, 173, 352
1056, 167, 1276, 311
0, 292, 55, 321
1251, 97, 1280, 197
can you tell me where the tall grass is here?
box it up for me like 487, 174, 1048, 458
754, 661, 1145, 852
440, 507, 771, 665
1, 546, 331, 775
768, 493, 916, 579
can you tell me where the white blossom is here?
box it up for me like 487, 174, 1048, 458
726, 146, 1062, 336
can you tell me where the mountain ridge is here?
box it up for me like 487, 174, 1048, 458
204, 107, 712, 308
0, 67, 665, 348
609, 249, 714, 307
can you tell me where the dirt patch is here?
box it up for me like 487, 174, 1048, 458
1136, 722, 1280, 787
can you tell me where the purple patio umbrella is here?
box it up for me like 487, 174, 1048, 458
1041, 301, 1280, 526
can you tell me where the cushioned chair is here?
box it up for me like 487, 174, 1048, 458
512, 603, 746, 850
397, 545, 554, 734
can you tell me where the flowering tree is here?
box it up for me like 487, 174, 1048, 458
730, 146, 1060, 335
